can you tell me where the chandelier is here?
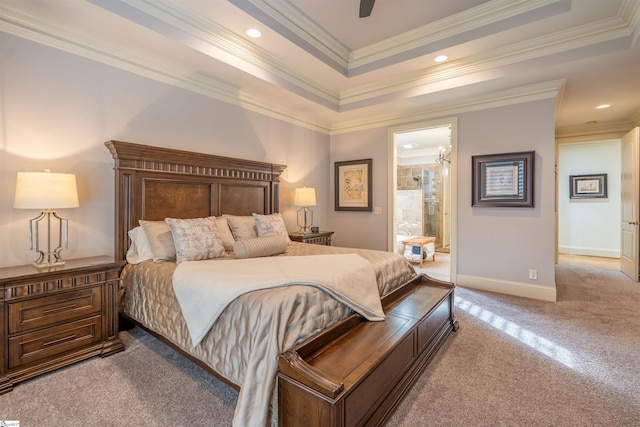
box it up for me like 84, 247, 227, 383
436, 145, 452, 164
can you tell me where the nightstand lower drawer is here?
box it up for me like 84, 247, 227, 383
8, 286, 102, 334
8, 316, 103, 369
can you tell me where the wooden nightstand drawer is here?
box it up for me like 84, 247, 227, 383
8, 286, 102, 334
0, 256, 125, 393
8, 315, 103, 369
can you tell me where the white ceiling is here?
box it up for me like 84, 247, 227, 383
1, 0, 639, 137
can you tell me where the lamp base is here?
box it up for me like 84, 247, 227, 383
28, 210, 69, 269
296, 206, 314, 234
34, 259, 66, 268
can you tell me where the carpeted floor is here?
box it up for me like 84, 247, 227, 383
415, 252, 450, 281
1, 264, 639, 426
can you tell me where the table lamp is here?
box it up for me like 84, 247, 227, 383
294, 187, 316, 234
14, 170, 79, 267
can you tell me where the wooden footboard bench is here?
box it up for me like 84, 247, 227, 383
278, 274, 458, 426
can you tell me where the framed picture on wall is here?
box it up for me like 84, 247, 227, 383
472, 151, 535, 207
335, 159, 372, 211
569, 174, 607, 199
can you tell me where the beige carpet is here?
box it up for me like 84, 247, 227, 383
415, 252, 450, 281
1, 264, 639, 426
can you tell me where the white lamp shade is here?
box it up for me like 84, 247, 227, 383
14, 171, 79, 209
294, 187, 316, 207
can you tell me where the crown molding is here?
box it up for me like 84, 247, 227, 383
630, 108, 640, 128
555, 120, 634, 143
236, 0, 572, 77
340, 15, 630, 109
620, 0, 640, 40
94, 0, 340, 109
227, 0, 351, 74
124, 0, 634, 113
0, 3, 334, 134
17, 0, 630, 118
331, 80, 565, 134
349, 0, 571, 75
1, 2, 634, 138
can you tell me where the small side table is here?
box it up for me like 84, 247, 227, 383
401, 236, 436, 268
289, 231, 334, 246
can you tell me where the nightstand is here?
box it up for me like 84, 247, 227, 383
289, 231, 334, 246
0, 256, 125, 394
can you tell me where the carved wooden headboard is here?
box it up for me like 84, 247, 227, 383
105, 140, 286, 261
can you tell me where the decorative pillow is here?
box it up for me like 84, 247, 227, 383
139, 220, 176, 262
165, 216, 226, 264
215, 216, 236, 251
252, 212, 291, 242
126, 226, 154, 264
233, 235, 289, 259
223, 214, 258, 241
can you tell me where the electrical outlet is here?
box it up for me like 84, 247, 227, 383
529, 269, 538, 280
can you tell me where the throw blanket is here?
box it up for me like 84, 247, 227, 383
173, 254, 385, 346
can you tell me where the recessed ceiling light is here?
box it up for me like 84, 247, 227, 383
596, 104, 610, 109
434, 55, 448, 63
402, 143, 416, 149
246, 28, 262, 38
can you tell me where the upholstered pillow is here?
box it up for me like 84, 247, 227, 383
252, 212, 290, 242
165, 216, 226, 264
223, 214, 258, 241
233, 235, 289, 259
214, 216, 236, 251
139, 220, 176, 262
126, 226, 154, 264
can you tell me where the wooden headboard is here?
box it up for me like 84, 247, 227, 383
106, 140, 286, 261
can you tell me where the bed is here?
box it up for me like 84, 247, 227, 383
106, 140, 457, 426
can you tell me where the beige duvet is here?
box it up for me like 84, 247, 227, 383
120, 242, 416, 427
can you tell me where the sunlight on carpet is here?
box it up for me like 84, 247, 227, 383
455, 296, 575, 369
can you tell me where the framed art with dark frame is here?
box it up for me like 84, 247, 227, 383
472, 150, 534, 207
569, 173, 607, 199
335, 158, 372, 211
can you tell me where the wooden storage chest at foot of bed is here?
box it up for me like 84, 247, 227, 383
278, 274, 458, 427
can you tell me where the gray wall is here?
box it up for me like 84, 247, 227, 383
1, 33, 559, 300
456, 100, 557, 300
0, 34, 330, 267
558, 140, 621, 258
329, 100, 557, 300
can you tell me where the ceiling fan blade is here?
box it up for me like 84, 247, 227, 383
359, 0, 375, 18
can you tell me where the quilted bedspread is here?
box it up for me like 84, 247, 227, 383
120, 242, 416, 427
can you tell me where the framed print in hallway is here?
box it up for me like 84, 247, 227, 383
472, 151, 534, 207
335, 158, 372, 211
569, 173, 607, 199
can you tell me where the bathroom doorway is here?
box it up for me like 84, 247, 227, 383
389, 118, 457, 281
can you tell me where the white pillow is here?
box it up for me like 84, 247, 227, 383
139, 220, 176, 262
223, 214, 258, 241
252, 212, 291, 242
165, 216, 226, 264
215, 216, 236, 251
126, 226, 154, 264
233, 235, 289, 259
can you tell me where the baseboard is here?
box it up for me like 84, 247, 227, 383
558, 246, 620, 258
455, 274, 557, 302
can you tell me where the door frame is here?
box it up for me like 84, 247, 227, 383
387, 117, 458, 281
621, 127, 640, 280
